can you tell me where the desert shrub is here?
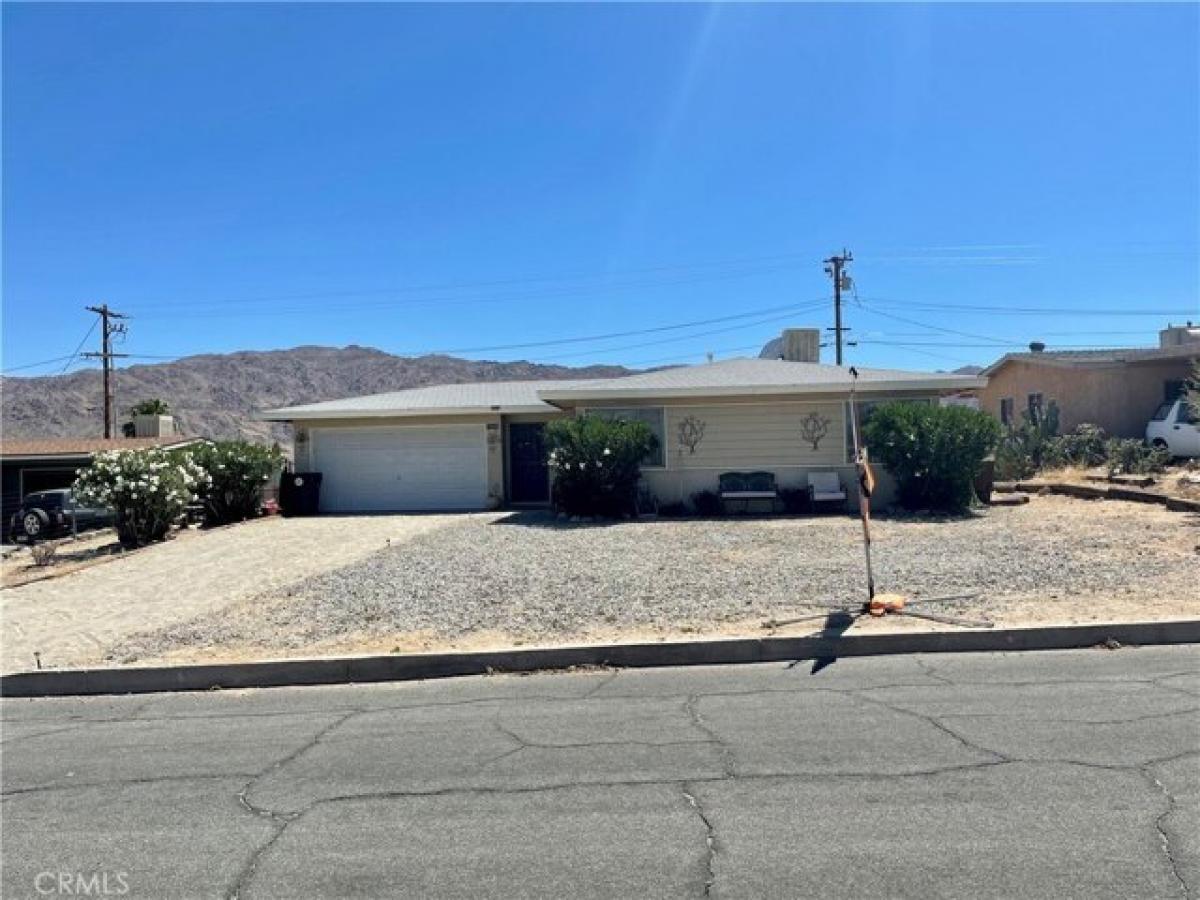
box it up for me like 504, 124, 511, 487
690, 489, 723, 517
1046, 423, 1108, 468
1104, 439, 1171, 476
191, 441, 284, 526
778, 486, 809, 514
545, 415, 658, 517
657, 501, 687, 518
73, 448, 209, 548
30, 544, 58, 566
863, 402, 1001, 512
994, 402, 1061, 480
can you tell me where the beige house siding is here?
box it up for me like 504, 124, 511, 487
979, 358, 1195, 438
664, 402, 845, 469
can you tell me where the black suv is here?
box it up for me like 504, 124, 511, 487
8, 489, 115, 542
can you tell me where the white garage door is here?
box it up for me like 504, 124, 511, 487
311, 424, 488, 512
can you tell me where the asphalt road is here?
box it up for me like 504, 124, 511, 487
3, 647, 1198, 899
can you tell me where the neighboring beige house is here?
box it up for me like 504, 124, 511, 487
261, 328, 985, 513
979, 323, 1200, 438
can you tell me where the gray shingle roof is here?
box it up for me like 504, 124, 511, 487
262, 359, 985, 420
261, 379, 589, 420
537, 358, 985, 401
982, 343, 1199, 375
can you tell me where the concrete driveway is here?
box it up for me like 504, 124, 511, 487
0, 514, 493, 674
2, 648, 1197, 898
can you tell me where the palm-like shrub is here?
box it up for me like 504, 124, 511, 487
545, 415, 658, 517
863, 402, 1001, 512
73, 448, 209, 548
191, 441, 284, 526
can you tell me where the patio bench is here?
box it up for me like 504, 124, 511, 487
718, 471, 778, 514
808, 471, 848, 512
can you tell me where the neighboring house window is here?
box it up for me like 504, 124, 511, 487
1027, 393, 1044, 424
999, 397, 1014, 427
588, 407, 666, 467
845, 398, 932, 461
1164, 380, 1186, 402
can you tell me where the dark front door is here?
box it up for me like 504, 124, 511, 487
509, 423, 550, 504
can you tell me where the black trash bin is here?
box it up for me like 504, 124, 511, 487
279, 471, 323, 517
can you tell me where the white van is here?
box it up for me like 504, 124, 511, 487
1146, 398, 1200, 458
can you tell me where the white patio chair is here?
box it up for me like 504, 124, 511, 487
808, 471, 848, 510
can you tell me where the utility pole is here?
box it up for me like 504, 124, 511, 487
824, 249, 854, 366
82, 304, 129, 438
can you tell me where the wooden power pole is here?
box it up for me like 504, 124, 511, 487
824, 249, 854, 365
82, 304, 129, 438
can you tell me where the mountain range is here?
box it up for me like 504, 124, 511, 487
2, 344, 985, 445
1, 346, 633, 444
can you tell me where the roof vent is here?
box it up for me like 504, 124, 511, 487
1029, 341, 1046, 353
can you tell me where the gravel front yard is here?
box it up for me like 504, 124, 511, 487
115, 496, 1200, 665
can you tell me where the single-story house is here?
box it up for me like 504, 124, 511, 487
0, 432, 205, 540
261, 328, 985, 513
978, 323, 1199, 437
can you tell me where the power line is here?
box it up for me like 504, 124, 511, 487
411, 301, 828, 355
57, 319, 100, 375
857, 304, 1015, 346
122, 254, 817, 315
534, 307, 825, 363
2, 354, 81, 374
861, 296, 1198, 317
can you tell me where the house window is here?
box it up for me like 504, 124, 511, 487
588, 407, 666, 467
999, 397, 1015, 427
845, 397, 932, 461
1027, 393, 1044, 424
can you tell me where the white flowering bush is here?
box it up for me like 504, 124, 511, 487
73, 448, 210, 548
544, 415, 658, 517
190, 441, 284, 526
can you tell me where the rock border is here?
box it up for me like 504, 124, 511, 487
993, 480, 1200, 513
2, 620, 1197, 698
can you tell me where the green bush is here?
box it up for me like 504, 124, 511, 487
1046, 423, 1108, 469
73, 448, 209, 548
191, 441, 284, 526
129, 398, 171, 416
545, 415, 658, 517
994, 402, 1060, 480
863, 402, 1001, 512
690, 489, 722, 517
1104, 439, 1171, 476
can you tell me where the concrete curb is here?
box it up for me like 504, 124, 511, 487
3, 620, 1199, 698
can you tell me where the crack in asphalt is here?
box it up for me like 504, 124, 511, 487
850, 690, 1013, 763
227, 710, 362, 900
1144, 767, 1191, 900
680, 783, 717, 897
684, 695, 737, 778
0, 773, 251, 799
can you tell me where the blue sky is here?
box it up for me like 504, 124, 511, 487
3, 2, 1197, 375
